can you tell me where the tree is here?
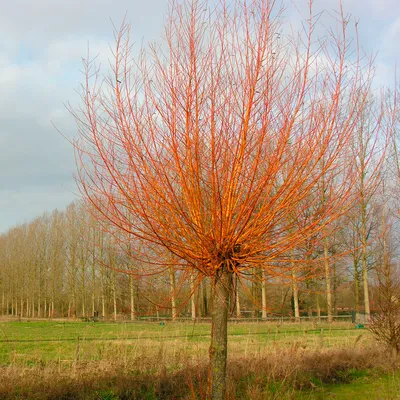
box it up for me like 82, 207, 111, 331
369, 196, 400, 357
71, 1, 381, 398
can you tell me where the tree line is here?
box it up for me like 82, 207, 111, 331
0, 166, 397, 322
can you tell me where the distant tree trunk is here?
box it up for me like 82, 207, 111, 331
324, 238, 333, 323
169, 268, 177, 321
1, 289, 4, 315
261, 271, 267, 320
251, 271, 260, 318
291, 255, 300, 322
354, 259, 360, 313
71, 289, 76, 318
81, 258, 86, 318
202, 279, 208, 317
361, 208, 371, 321
38, 282, 41, 318
101, 293, 106, 318
91, 266, 95, 317
101, 265, 106, 319
112, 272, 117, 321
315, 288, 321, 321
210, 268, 232, 400
130, 274, 136, 321
235, 276, 241, 318
190, 273, 196, 320
333, 262, 338, 316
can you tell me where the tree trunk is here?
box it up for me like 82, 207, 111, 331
324, 238, 333, 323
130, 274, 136, 321
235, 276, 241, 319
251, 274, 259, 318
202, 280, 208, 317
100, 265, 106, 319
291, 262, 300, 322
1, 290, 4, 315
38, 290, 41, 318
112, 272, 117, 321
333, 262, 337, 316
190, 273, 196, 320
101, 293, 106, 319
354, 260, 360, 313
261, 271, 267, 320
316, 291, 321, 321
361, 220, 370, 321
169, 268, 177, 321
210, 268, 232, 400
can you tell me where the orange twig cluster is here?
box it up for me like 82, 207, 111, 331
71, 0, 382, 282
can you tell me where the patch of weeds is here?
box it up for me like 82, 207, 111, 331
94, 389, 120, 400
335, 368, 369, 383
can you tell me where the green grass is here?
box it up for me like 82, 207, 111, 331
0, 320, 364, 366
297, 370, 400, 399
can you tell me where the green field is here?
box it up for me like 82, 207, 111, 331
0, 320, 366, 364
0, 320, 397, 399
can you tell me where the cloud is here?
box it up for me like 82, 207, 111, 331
0, 186, 77, 232
0, 0, 399, 233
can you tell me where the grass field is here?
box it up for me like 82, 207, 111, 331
0, 320, 366, 364
0, 319, 398, 399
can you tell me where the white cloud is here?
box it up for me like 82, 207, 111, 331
0, 0, 399, 233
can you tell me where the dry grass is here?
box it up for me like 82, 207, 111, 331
0, 342, 396, 399
0, 322, 396, 399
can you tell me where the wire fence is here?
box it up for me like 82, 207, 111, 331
0, 326, 362, 344
0, 314, 355, 324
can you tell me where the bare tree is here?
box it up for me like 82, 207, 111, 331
68, 1, 384, 397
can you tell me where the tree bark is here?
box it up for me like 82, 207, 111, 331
112, 271, 117, 321
235, 276, 241, 319
354, 259, 360, 313
361, 209, 371, 321
1, 289, 4, 315
210, 268, 232, 400
291, 258, 300, 322
315, 289, 321, 322
202, 280, 208, 317
130, 274, 136, 321
261, 271, 267, 320
190, 273, 196, 320
324, 238, 333, 323
169, 268, 177, 321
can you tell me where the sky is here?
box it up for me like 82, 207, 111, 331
1, 0, 400, 233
